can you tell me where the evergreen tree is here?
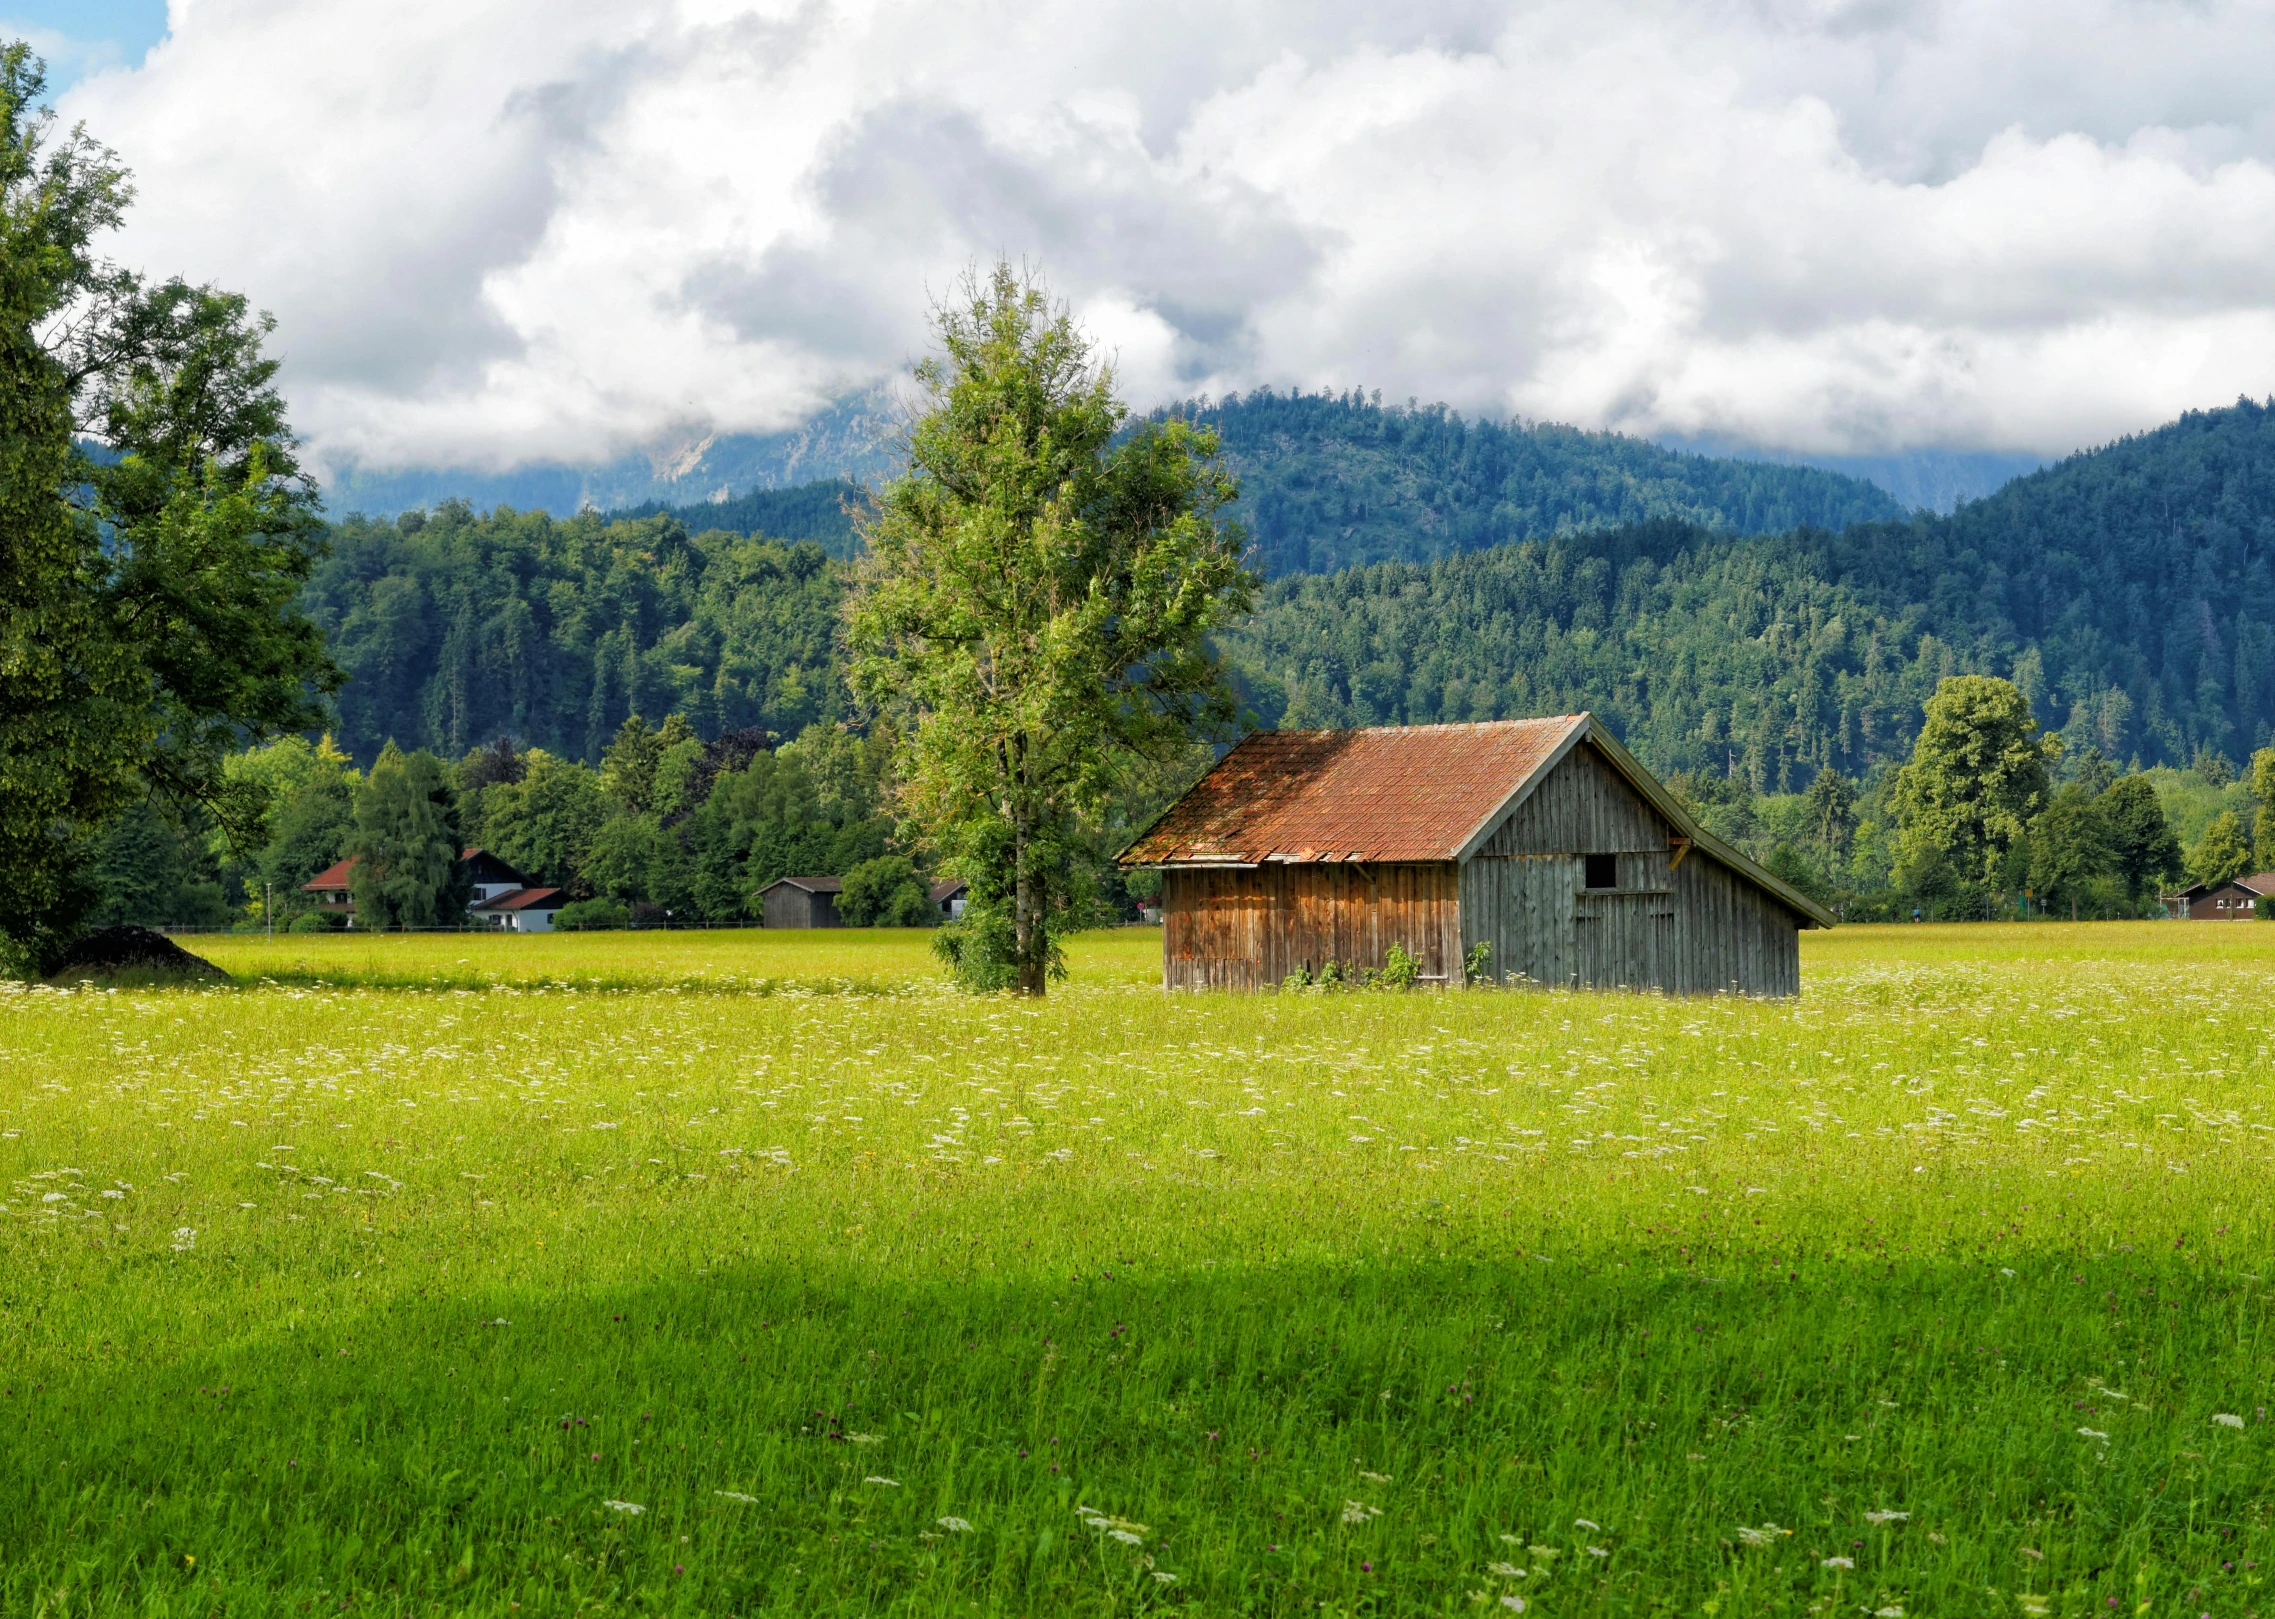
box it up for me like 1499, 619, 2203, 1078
847, 265, 1254, 995
347, 744, 462, 928
1803, 766, 1858, 859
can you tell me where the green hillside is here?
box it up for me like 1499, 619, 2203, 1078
1170, 389, 1907, 576
301, 400, 2275, 779
305, 503, 849, 764
581, 392, 1906, 579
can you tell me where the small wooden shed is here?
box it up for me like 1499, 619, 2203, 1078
1119, 714, 1833, 996
759, 875, 843, 929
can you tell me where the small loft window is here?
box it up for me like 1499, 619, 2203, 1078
1584, 853, 1618, 891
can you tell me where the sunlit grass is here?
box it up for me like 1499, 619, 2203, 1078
182, 923, 1165, 994
1, 923, 2269, 1615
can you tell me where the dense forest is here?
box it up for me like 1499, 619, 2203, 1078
575, 391, 1907, 579
307, 397, 2275, 781
1222, 399, 2275, 780
604, 479, 865, 558
1165, 389, 1907, 576
304, 504, 848, 763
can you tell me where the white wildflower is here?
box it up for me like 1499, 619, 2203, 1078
1574, 1518, 1600, 1530
1823, 1556, 1854, 1569
1108, 1529, 1143, 1545
863, 1476, 900, 1487
2213, 1413, 2245, 1429
716, 1491, 758, 1503
1341, 1500, 1382, 1524
1736, 1527, 1774, 1547
1151, 1571, 1177, 1584
99, 1189, 123, 1200
602, 1500, 644, 1514
1586, 1545, 1609, 1557
846, 1432, 883, 1444
1488, 1562, 1524, 1577
1359, 1471, 1392, 1483
1863, 1510, 1909, 1524
1527, 1545, 1558, 1559
1500, 1598, 1527, 1613
2077, 1427, 2107, 1441
170, 1227, 195, 1251
937, 1516, 972, 1533
1875, 1607, 1904, 1618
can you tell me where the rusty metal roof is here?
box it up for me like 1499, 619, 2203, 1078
1122, 717, 1588, 865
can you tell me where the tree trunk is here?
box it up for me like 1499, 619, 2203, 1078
1012, 809, 1046, 997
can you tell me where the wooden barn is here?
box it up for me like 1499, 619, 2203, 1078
758, 875, 843, 929
1119, 715, 1833, 996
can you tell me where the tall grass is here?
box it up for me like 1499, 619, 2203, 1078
1, 923, 2268, 1615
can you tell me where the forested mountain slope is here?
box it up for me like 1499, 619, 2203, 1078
302, 399, 2275, 782
1811, 399, 2275, 767
1220, 400, 2275, 782
1163, 390, 1906, 575
555, 392, 1907, 578
305, 504, 848, 764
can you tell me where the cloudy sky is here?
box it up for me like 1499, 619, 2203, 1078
29, 0, 2275, 475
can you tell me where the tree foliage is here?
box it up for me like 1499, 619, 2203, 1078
307, 505, 845, 765
346, 744, 462, 928
2186, 811, 2255, 890
1157, 388, 1903, 576
847, 266, 1255, 995
1890, 677, 2055, 900
0, 47, 336, 972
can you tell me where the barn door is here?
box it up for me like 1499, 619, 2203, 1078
1464, 854, 1578, 987
1574, 892, 1675, 990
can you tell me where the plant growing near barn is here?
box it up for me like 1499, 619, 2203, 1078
847, 264, 1255, 995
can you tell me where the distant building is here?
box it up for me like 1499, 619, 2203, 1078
930, 878, 969, 920
2162, 873, 2275, 920
298, 848, 565, 931
1119, 714, 1833, 996
760, 875, 843, 929
301, 858, 357, 924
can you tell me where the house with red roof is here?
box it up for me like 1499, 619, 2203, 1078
1118, 714, 1832, 996
301, 848, 568, 931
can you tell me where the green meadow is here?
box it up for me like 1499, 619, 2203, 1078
2, 925, 2269, 1617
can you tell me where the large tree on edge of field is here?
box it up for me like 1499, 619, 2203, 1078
0, 45, 338, 974
1889, 675, 2054, 905
846, 264, 1256, 995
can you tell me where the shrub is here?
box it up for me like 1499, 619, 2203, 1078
554, 899, 629, 931
839, 856, 935, 928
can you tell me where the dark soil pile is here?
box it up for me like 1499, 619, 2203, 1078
45, 925, 230, 985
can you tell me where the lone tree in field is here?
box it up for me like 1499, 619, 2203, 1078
847, 266, 1255, 995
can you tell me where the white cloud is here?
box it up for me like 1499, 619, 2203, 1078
57, 0, 2275, 471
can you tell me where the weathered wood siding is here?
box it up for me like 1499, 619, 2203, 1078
1160, 863, 1461, 991
1460, 741, 1801, 996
